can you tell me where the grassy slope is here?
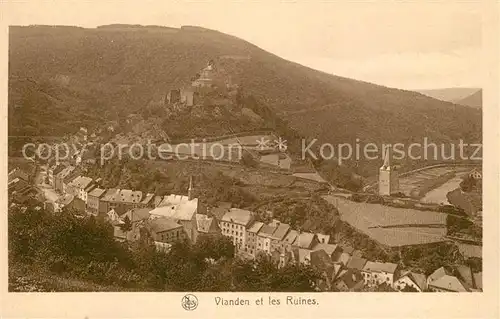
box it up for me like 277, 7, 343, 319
9, 25, 481, 142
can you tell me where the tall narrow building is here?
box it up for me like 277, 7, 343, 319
188, 176, 194, 200
379, 146, 399, 196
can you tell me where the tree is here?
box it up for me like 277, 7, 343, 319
120, 215, 133, 232
194, 234, 235, 260
460, 175, 476, 192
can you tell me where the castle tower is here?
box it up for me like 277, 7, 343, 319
379, 145, 399, 196
188, 176, 194, 200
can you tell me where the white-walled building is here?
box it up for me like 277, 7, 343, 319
220, 208, 254, 250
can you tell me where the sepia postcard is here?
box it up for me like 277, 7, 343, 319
1, 0, 499, 318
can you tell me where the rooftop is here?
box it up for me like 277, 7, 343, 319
258, 224, 278, 238
292, 232, 316, 249
116, 189, 143, 203
126, 208, 152, 222
429, 275, 469, 292
158, 194, 192, 207
196, 214, 216, 233
428, 266, 452, 283
247, 221, 264, 234
283, 229, 298, 245
362, 261, 398, 274
68, 176, 93, 189
148, 218, 182, 233
347, 256, 368, 271
88, 187, 106, 198
150, 197, 198, 221
270, 223, 291, 240
313, 243, 339, 257
101, 188, 119, 202
316, 233, 330, 244
57, 166, 75, 180
56, 194, 75, 206
221, 208, 254, 226
141, 193, 155, 205
398, 271, 427, 291
338, 269, 364, 289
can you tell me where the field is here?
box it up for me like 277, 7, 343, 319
324, 196, 448, 247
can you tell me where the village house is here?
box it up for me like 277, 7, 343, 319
149, 191, 199, 243
316, 233, 330, 245
346, 256, 368, 271
100, 189, 144, 215
333, 269, 365, 292
195, 213, 220, 237
394, 271, 427, 292
113, 189, 144, 214
219, 208, 254, 251
361, 261, 399, 288
271, 246, 295, 269
48, 163, 65, 186
8, 177, 34, 198
146, 217, 186, 245
66, 176, 95, 202
256, 223, 278, 255
54, 166, 76, 193
86, 187, 107, 217
140, 193, 155, 208
245, 221, 264, 257
426, 267, 470, 292
55, 194, 85, 214
100, 188, 119, 215
209, 202, 232, 222
293, 248, 313, 265
9, 167, 30, 183
112, 207, 153, 241
268, 220, 291, 253
455, 264, 481, 291
292, 232, 320, 250
282, 229, 299, 250
309, 249, 340, 290
312, 243, 343, 263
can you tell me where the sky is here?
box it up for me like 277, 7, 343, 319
4, 0, 483, 90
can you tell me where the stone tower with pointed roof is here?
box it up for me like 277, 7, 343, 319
379, 145, 399, 196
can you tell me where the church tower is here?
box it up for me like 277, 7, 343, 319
188, 176, 194, 200
379, 145, 399, 196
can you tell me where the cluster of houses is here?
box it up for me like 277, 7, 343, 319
7, 146, 474, 294
216, 206, 482, 292
42, 159, 483, 292
8, 167, 37, 205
